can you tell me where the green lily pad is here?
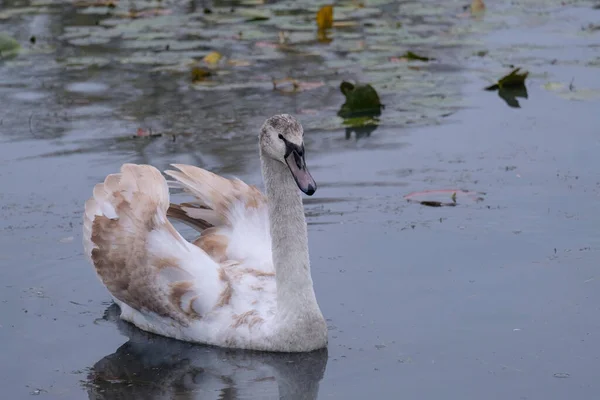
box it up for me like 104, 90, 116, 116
338, 81, 384, 119
485, 67, 529, 91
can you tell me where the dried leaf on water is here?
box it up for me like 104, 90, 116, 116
391, 51, 434, 62
316, 5, 334, 31
484, 67, 528, 91
203, 51, 222, 65
471, 0, 486, 14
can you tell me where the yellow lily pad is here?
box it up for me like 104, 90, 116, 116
203, 51, 222, 65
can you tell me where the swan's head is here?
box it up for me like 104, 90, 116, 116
260, 114, 317, 196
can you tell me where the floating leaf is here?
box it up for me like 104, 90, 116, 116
391, 51, 433, 62
203, 51, 222, 65
191, 66, 212, 82
316, 5, 334, 31
404, 189, 485, 207
485, 68, 528, 91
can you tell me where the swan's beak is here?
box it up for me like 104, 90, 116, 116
285, 147, 317, 196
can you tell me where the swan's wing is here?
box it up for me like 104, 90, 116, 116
165, 164, 273, 271
83, 164, 230, 326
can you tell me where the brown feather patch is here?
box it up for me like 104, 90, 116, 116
90, 193, 200, 326
165, 164, 267, 227
231, 310, 264, 329
195, 228, 229, 263
169, 281, 202, 318
167, 203, 213, 232
215, 267, 233, 308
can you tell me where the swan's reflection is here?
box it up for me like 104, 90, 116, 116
86, 304, 328, 400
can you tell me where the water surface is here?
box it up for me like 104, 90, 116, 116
1, 0, 600, 398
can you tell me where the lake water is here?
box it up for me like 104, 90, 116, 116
1, 0, 600, 398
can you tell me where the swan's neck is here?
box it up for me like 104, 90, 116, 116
260, 154, 322, 321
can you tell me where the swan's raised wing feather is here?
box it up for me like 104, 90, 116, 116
165, 164, 273, 270
83, 164, 227, 325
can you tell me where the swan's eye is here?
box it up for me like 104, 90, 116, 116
278, 134, 284, 140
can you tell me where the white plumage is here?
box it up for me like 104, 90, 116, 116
82, 115, 327, 352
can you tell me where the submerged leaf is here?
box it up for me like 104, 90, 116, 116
485, 68, 528, 91
0, 33, 20, 58
191, 66, 212, 82
317, 5, 334, 31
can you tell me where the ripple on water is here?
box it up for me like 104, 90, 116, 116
11, 91, 48, 102
65, 81, 109, 94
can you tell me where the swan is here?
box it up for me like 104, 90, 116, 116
82, 114, 327, 352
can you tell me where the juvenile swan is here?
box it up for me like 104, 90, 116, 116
83, 115, 327, 352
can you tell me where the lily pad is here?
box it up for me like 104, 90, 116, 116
316, 5, 334, 31
338, 81, 384, 118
